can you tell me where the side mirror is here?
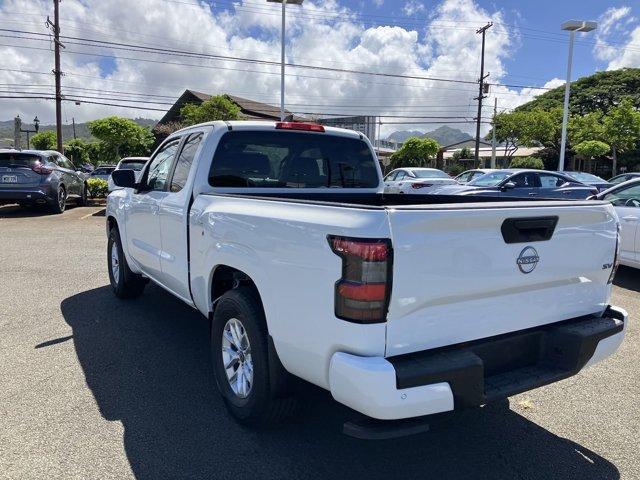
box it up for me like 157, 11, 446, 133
111, 169, 137, 189
502, 181, 516, 190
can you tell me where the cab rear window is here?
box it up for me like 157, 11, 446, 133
208, 131, 379, 188
0, 153, 42, 168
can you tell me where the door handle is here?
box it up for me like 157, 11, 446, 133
622, 215, 638, 222
528, 192, 538, 196
150, 204, 159, 215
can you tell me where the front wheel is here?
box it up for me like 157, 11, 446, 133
77, 183, 88, 206
107, 227, 146, 299
211, 287, 296, 426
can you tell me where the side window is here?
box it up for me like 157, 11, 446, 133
170, 133, 203, 193
385, 171, 397, 181
539, 174, 564, 188
604, 185, 640, 207
395, 171, 406, 181
147, 139, 180, 191
511, 173, 536, 188
457, 172, 471, 182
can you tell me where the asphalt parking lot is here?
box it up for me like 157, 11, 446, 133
0, 203, 638, 480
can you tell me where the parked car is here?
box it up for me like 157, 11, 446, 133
593, 178, 640, 269
433, 169, 598, 199
565, 172, 612, 192
106, 121, 625, 436
89, 165, 116, 182
454, 168, 497, 184
383, 167, 457, 193
107, 157, 149, 192
0, 149, 87, 213
609, 173, 640, 185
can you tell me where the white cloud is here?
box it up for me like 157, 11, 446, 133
403, 1, 426, 16
372, 0, 384, 7
594, 6, 640, 70
0, 0, 554, 140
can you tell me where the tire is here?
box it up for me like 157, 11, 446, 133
107, 226, 146, 299
77, 183, 88, 206
49, 185, 66, 214
211, 287, 296, 426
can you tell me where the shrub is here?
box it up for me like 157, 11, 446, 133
446, 164, 465, 176
509, 156, 545, 170
87, 178, 109, 198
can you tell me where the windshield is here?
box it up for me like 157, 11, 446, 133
0, 153, 42, 168
119, 161, 146, 171
93, 167, 114, 175
468, 171, 512, 187
567, 172, 605, 183
209, 131, 379, 188
411, 170, 449, 179
610, 175, 635, 184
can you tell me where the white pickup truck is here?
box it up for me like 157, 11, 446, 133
106, 121, 626, 435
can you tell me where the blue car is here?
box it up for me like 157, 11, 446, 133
0, 149, 88, 213
433, 169, 599, 199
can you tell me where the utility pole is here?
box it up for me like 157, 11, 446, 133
49, 0, 64, 153
491, 98, 497, 168
474, 22, 492, 165
72, 117, 76, 139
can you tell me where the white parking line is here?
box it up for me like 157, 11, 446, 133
80, 208, 105, 220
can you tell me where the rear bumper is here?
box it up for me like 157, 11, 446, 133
329, 306, 626, 420
0, 187, 53, 204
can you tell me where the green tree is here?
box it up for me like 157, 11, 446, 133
88, 116, 154, 162
602, 100, 640, 175
389, 137, 440, 169
64, 139, 90, 166
573, 140, 610, 160
30, 130, 57, 150
180, 95, 241, 126
509, 156, 545, 169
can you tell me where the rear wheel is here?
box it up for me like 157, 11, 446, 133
107, 226, 146, 299
211, 287, 296, 426
49, 186, 66, 214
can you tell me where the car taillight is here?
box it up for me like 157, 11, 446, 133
329, 235, 392, 324
411, 183, 432, 189
608, 223, 621, 284
275, 122, 325, 132
31, 162, 53, 175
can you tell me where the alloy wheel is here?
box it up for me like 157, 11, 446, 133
221, 318, 253, 398
110, 241, 120, 284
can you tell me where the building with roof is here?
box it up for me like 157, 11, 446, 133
157, 90, 292, 127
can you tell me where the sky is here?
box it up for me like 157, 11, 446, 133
0, 0, 639, 138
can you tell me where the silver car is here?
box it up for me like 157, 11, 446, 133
0, 149, 87, 213
89, 165, 116, 182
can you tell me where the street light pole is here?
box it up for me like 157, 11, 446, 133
267, 0, 303, 121
558, 20, 597, 172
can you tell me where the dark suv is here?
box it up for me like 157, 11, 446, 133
0, 149, 87, 213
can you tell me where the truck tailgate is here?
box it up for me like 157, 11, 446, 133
385, 202, 618, 357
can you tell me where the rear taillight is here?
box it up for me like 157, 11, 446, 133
32, 162, 53, 175
608, 223, 621, 284
329, 235, 392, 324
411, 183, 432, 189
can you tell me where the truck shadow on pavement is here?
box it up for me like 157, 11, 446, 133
61, 285, 620, 480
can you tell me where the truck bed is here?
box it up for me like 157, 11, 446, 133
205, 191, 603, 209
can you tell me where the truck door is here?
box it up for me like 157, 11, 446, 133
126, 138, 181, 279
157, 132, 204, 301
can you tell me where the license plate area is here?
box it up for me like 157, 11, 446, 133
1, 175, 18, 183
